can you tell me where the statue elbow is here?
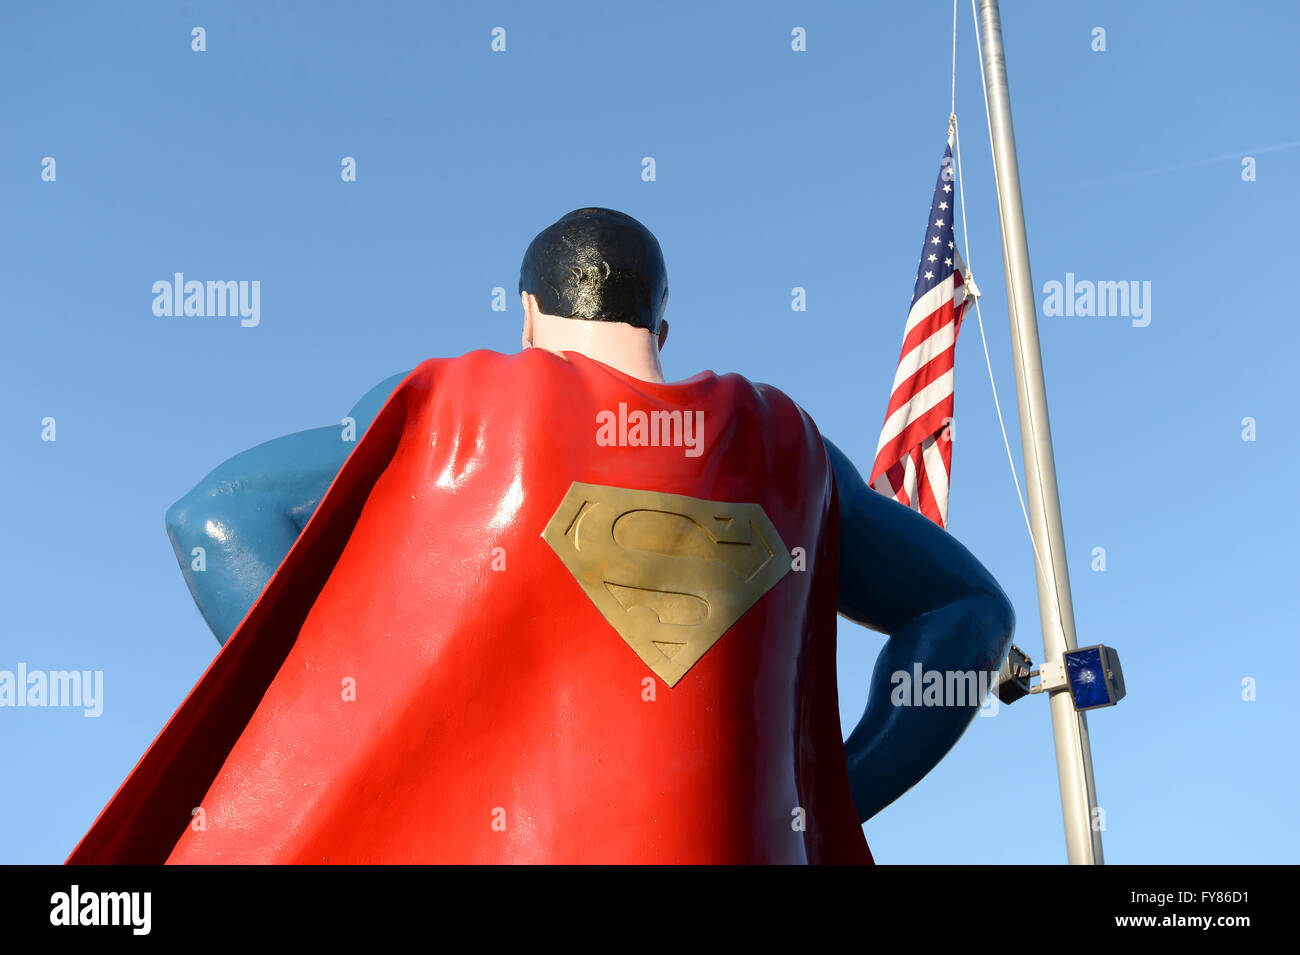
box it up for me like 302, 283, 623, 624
165, 486, 228, 555
972, 589, 1016, 664
164, 496, 190, 541
165, 491, 212, 547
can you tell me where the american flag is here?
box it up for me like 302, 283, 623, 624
869, 142, 970, 528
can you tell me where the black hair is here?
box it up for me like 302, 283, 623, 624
518, 207, 668, 333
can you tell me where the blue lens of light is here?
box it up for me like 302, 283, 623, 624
1066, 647, 1111, 709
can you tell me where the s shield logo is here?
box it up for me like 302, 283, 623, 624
542, 482, 791, 687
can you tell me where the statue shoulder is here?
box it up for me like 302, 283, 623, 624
347, 370, 413, 433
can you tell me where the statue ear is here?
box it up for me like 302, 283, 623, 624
521, 292, 534, 348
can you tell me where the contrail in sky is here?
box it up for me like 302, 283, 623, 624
1063, 139, 1300, 190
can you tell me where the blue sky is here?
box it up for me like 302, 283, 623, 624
2, 0, 1296, 864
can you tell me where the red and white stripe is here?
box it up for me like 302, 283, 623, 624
868, 254, 968, 528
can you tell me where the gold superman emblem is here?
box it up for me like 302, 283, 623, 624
542, 482, 791, 687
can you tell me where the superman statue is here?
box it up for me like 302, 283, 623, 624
69, 208, 1014, 864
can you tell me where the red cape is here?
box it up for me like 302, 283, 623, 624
69, 350, 872, 864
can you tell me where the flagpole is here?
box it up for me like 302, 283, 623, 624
974, 0, 1104, 864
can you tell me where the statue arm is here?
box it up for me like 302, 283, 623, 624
822, 437, 1015, 823
164, 372, 410, 644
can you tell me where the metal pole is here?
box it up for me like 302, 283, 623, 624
975, 0, 1104, 865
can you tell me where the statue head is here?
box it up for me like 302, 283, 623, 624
518, 208, 669, 334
